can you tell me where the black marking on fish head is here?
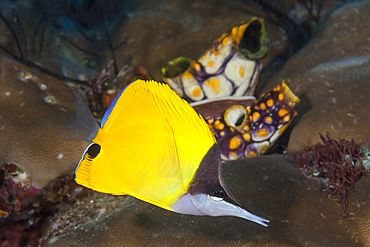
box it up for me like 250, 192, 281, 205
189, 144, 237, 205
178, 144, 269, 226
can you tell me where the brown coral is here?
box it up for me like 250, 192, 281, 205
0, 56, 90, 188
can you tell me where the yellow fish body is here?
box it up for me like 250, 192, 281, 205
61, 79, 269, 226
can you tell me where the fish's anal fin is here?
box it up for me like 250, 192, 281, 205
58, 89, 100, 141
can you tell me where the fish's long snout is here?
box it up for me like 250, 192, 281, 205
237, 204, 269, 227
184, 193, 269, 227
224, 195, 269, 227
221, 196, 269, 227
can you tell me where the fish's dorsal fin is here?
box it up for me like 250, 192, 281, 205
75, 80, 216, 209
58, 89, 99, 141
100, 85, 125, 128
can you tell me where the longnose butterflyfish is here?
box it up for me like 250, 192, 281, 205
60, 79, 269, 226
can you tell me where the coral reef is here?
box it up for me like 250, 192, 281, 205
41, 175, 128, 244
0, 166, 128, 246
296, 132, 369, 215
0, 164, 41, 217
0, 55, 89, 188
43, 154, 370, 247
1, 0, 370, 246
0, 163, 56, 246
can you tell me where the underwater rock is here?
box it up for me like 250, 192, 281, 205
260, 1, 370, 153
0, 171, 128, 246
0, 55, 90, 187
40, 175, 129, 245
43, 154, 370, 246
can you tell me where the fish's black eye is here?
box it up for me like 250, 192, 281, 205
86, 143, 101, 159
210, 185, 225, 202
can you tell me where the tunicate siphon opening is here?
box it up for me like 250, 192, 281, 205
224, 105, 248, 129
161, 57, 191, 78
239, 18, 269, 60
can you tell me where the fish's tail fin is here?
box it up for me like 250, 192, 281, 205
58, 89, 100, 141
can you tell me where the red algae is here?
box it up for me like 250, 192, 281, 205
296, 132, 368, 215
0, 164, 50, 247
0, 165, 128, 246
0, 164, 41, 216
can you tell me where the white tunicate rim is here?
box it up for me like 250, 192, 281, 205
224, 105, 246, 128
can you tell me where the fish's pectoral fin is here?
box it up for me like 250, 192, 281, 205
58, 88, 100, 141
75, 143, 101, 189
